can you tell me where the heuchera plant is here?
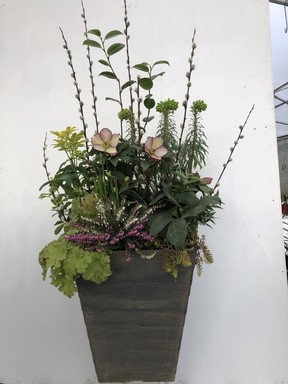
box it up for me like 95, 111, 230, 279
39, 0, 253, 297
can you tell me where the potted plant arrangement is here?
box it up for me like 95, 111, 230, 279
38, 0, 253, 382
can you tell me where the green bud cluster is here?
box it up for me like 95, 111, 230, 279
156, 98, 179, 114
191, 99, 207, 113
118, 108, 134, 121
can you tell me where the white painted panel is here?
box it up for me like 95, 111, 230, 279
0, 0, 288, 383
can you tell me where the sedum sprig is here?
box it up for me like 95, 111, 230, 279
179, 99, 208, 171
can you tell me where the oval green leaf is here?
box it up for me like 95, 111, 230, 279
133, 63, 150, 72
107, 43, 125, 56
151, 71, 165, 80
99, 71, 118, 80
105, 30, 123, 40
139, 77, 153, 90
121, 80, 136, 91
98, 59, 109, 66
142, 116, 154, 123
83, 39, 101, 49
144, 97, 155, 109
88, 29, 101, 37
152, 60, 170, 67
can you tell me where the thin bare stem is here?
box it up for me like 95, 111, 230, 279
211, 104, 255, 194
81, 0, 100, 133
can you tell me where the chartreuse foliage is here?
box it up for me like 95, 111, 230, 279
39, 237, 111, 297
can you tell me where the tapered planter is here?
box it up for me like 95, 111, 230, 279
77, 250, 195, 383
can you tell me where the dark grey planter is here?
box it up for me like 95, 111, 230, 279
77, 250, 195, 383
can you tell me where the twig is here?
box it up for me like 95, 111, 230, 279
175, 29, 197, 163
59, 27, 91, 161
81, 0, 100, 133
211, 104, 255, 194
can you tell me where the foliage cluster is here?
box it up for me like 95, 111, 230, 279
39, 0, 252, 297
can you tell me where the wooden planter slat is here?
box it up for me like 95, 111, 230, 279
77, 250, 195, 383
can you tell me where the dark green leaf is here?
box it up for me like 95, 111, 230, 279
99, 71, 118, 79
167, 218, 187, 250
139, 77, 153, 90
39, 180, 51, 191
110, 156, 119, 167
140, 160, 152, 172
105, 97, 121, 104
88, 29, 101, 37
151, 71, 165, 80
149, 211, 174, 236
142, 116, 154, 123
98, 59, 109, 66
149, 193, 166, 206
54, 223, 64, 235
107, 43, 125, 56
183, 195, 221, 218
133, 63, 150, 72
152, 60, 170, 67
121, 80, 136, 91
105, 30, 123, 40
162, 184, 180, 207
144, 97, 155, 109
83, 39, 101, 49
176, 191, 199, 206
123, 190, 145, 204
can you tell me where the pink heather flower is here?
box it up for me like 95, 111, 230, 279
200, 177, 213, 185
144, 136, 168, 160
92, 128, 119, 156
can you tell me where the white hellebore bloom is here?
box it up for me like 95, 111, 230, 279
92, 128, 119, 156
144, 136, 168, 160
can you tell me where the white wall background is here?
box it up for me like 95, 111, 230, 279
0, 0, 288, 383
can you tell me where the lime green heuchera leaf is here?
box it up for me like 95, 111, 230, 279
50, 266, 77, 298
82, 251, 112, 284
39, 238, 68, 278
63, 246, 92, 276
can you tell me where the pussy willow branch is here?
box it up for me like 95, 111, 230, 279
81, 0, 100, 133
59, 27, 91, 162
175, 29, 197, 163
210, 104, 255, 194
123, 0, 135, 118
42, 134, 67, 222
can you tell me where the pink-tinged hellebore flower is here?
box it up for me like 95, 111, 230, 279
200, 177, 213, 185
92, 128, 119, 156
144, 136, 168, 160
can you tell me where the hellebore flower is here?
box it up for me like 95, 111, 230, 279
92, 128, 119, 155
200, 177, 213, 185
144, 136, 168, 160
